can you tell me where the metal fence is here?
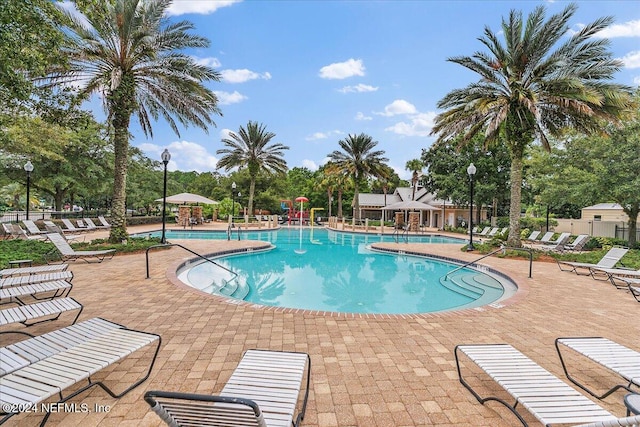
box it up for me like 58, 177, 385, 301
615, 225, 640, 242
0, 210, 111, 223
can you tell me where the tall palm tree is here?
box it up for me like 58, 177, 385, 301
50, 0, 222, 242
405, 159, 424, 201
328, 133, 388, 221
216, 121, 289, 217
431, 4, 631, 247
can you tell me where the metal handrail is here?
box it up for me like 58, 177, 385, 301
443, 245, 533, 281
145, 243, 238, 283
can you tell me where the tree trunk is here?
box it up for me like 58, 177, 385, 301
109, 121, 130, 242
337, 189, 343, 218
507, 148, 524, 247
624, 206, 638, 248
327, 188, 332, 217
353, 183, 360, 220
248, 178, 256, 218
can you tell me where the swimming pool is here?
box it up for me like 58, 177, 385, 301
163, 228, 515, 315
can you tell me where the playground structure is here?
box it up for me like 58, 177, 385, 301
281, 198, 324, 225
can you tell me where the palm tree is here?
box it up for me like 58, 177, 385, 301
216, 121, 289, 217
50, 0, 222, 242
430, 4, 631, 247
405, 159, 424, 201
328, 133, 388, 221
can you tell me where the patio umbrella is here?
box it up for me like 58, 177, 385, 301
155, 192, 219, 205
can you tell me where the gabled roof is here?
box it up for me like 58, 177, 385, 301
358, 193, 400, 207
582, 203, 623, 210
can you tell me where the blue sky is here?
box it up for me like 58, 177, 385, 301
86, 1, 640, 179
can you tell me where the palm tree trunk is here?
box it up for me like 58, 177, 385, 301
507, 148, 524, 247
109, 122, 129, 242
337, 189, 343, 217
353, 184, 360, 220
327, 188, 332, 217
248, 178, 256, 219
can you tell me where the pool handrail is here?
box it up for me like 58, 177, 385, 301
443, 246, 532, 280
145, 243, 238, 282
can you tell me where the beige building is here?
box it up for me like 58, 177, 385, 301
581, 203, 639, 222
355, 187, 487, 229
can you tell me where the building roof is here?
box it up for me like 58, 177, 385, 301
358, 193, 400, 207
582, 203, 623, 210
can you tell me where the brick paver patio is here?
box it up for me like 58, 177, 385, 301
5, 223, 639, 426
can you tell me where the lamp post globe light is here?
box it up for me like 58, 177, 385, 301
161, 149, 171, 244
467, 163, 477, 251
23, 161, 34, 220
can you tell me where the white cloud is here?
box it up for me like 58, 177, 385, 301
214, 90, 247, 105
355, 112, 372, 121
305, 130, 342, 141
167, 0, 241, 16
375, 99, 417, 117
137, 141, 218, 172
595, 19, 640, 38
384, 112, 436, 137
194, 56, 222, 68
220, 128, 234, 140
221, 69, 272, 83
301, 159, 319, 171
339, 84, 378, 93
620, 51, 640, 69
319, 58, 365, 80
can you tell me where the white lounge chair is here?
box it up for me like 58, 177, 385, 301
0, 264, 68, 278
21, 220, 47, 236
475, 226, 491, 236
98, 215, 112, 228
61, 218, 84, 233
487, 227, 500, 236
534, 232, 572, 252
0, 279, 72, 305
557, 247, 629, 276
145, 349, 311, 427
588, 267, 640, 287
455, 343, 625, 426
0, 297, 82, 327
525, 230, 541, 241
0, 317, 161, 425
562, 234, 590, 252
555, 337, 640, 400
42, 221, 83, 241
1, 223, 44, 240
0, 271, 73, 288
45, 232, 115, 263
85, 217, 108, 230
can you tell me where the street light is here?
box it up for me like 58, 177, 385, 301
467, 163, 476, 251
161, 149, 171, 244
24, 161, 34, 220
231, 182, 237, 227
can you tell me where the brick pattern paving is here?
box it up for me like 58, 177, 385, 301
4, 224, 639, 426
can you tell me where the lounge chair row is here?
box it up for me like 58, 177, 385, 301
2, 217, 112, 240
557, 246, 640, 303
0, 317, 161, 425
524, 231, 590, 252
456, 337, 639, 426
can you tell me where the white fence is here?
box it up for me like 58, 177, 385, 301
554, 219, 626, 238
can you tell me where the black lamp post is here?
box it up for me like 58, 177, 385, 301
467, 163, 476, 251
24, 161, 34, 220
231, 182, 237, 227
161, 149, 171, 244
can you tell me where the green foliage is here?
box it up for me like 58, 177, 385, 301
431, 4, 632, 246
519, 216, 558, 231
0, 239, 57, 267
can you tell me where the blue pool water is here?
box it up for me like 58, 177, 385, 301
156, 228, 510, 315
